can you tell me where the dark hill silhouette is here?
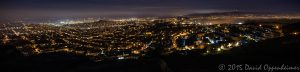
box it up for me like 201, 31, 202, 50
282, 22, 300, 33
185, 11, 274, 17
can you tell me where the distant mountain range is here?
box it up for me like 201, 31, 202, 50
184, 11, 299, 17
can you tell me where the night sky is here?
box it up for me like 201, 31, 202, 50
1, 0, 300, 17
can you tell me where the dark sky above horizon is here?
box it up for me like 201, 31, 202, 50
1, 0, 300, 17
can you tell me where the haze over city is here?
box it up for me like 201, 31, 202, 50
1, 0, 300, 17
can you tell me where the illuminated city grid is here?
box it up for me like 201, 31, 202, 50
0, 15, 292, 61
